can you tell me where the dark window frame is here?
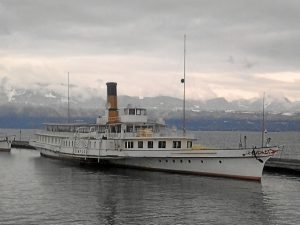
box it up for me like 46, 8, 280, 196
158, 141, 166, 148
172, 141, 181, 148
148, 141, 153, 148
138, 141, 143, 148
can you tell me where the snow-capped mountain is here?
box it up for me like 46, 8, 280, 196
1, 87, 300, 117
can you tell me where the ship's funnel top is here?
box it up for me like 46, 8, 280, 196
106, 82, 119, 123
106, 82, 117, 96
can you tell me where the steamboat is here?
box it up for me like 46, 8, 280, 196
30, 82, 279, 181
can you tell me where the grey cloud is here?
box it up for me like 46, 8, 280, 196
227, 56, 234, 64
2, 0, 300, 63
60, 83, 77, 89
1, 0, 300, 101
242, 59, 256, 69
35, 82, 50, 88
0, 76, 9, 88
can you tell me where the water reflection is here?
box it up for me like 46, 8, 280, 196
94, 168, 270, 225
1, 149, 299, 225
31, 154, 271, 224
262, 172, 300, 225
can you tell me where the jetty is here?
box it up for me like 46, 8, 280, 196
265, 158, 300, 173
11, 141, 36, 149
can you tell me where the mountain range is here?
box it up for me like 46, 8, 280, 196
1, 87, 300, 131
1, 87, 300, 116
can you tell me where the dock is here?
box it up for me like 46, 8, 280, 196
265, 158, 300, 173
11, 141, 36, 149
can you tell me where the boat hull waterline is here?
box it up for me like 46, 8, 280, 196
33, 142, 278, 181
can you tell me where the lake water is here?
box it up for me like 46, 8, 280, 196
0, 129, 300, 224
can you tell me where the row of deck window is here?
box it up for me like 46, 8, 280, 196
158, 159, 222, 164
124, 140, 192, 149
39, 136, 62, 145
39, 135, 193, 150
159, 159, 191, 163
39, 135, 103, 149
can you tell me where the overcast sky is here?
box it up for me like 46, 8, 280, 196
1, 0, 300, 101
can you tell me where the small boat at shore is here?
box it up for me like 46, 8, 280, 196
0, 135, 14, 152
30, 82, 280, 181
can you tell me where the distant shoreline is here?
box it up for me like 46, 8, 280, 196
1, 116, 300, 131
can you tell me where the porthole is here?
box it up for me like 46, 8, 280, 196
159, 160, 161, 162
166, 160, 168, 163
173, 160, 175, 163
188, 160, 191, 163
219, 160, 222, 164
201, 160, 203, 163
180, 160, 183, 163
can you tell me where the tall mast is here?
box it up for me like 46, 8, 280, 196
68, 72, 70, 123
183, 34, 186, 136
261, 92, 265, 148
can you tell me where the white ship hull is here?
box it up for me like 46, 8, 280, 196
107, 157, 269, 181
32, 140, 277, 181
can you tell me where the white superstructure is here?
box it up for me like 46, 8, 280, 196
30, 82, 279, 181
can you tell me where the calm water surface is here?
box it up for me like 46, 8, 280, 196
0, 149, 299, 225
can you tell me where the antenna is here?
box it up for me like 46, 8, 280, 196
181, 34, 186, 136
261, 92, 265, 148
68, 72, 70, 123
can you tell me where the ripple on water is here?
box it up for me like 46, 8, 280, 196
0, 149, 299, 225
